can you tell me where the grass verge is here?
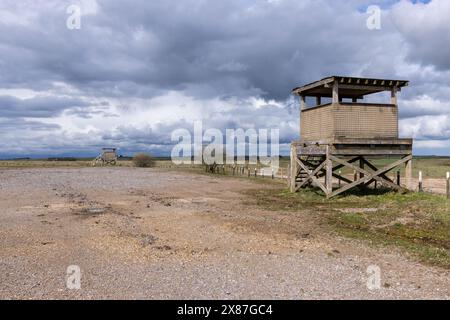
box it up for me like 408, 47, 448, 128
247, 186, 450, 269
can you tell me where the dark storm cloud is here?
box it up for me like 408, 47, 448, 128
0, 95, 106, 118
0, 0, 400, 100
1, 0, 448, 101
0, 0, 449, 156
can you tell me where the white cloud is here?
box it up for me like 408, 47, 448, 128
0, 0, 449, 156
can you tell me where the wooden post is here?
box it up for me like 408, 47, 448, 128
359, 158, 365, 180
396, 171, 400, 186
300, 95, 306, 110
271, 168, 274, 179
418, 171, 423, 192
391, 87, 398, 105
254, 168, 257, 177
325, 146, 333, 198
446, 172, 449, 199
405, 157, 412, 190
353, 170, 357, 182
332, 81, 339, 105
290, 145, 297, 192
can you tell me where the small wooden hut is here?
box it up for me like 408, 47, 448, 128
92, 148, 118, 166
290, 76, 413, 198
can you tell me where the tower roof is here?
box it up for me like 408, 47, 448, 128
292, 76, 409, 98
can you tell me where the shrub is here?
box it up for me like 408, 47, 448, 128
132, 153, 155, 168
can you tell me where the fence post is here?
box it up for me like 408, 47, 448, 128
418, 171, 423, 192
446, 172, 449, 199
272, 168, 274, 179
254, 168, 257, 177
396, 170, 400, 186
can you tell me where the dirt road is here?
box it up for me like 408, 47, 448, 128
0, 167, 449, 299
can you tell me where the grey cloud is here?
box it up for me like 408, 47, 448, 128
0, 0, 449, 156
0, 0, 411, 100
0, 118, 60, 131
0, 95, 106, 118
391, 0, 450, 71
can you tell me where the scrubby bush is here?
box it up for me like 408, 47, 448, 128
132, 153, 155, 168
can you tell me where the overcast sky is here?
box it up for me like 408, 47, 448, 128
0, 0, 449, 158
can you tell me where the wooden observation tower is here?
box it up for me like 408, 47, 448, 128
290, 76, 413, 198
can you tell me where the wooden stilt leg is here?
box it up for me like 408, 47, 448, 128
405, 156, 412, 190
326, 147, 333, 198
359, 157, 365, 180
289, 141, 412, 198
290, 145, 298, 192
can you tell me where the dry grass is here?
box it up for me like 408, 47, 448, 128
247, 186, 450, 269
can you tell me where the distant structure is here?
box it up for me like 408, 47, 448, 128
92, 148, 118, 166
290, 76, 413, 198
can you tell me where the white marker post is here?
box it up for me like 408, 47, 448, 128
418, 171, 423, 193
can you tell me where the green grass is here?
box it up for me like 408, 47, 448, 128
247, 187, 450, 269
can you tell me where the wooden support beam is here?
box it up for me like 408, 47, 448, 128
360, 158, 394, 183
290, 145, 298, 192
405, 157, 412, 190
300, 95, 306, 110
359, 158, 365, 180
325, 146, 333, 197
296, 160, 327, 190
332, 81, 339, 104
295, 157, 328, 194
328, 155, 412, 197
317, 156, 361, 178
391, 87, 398, 105
332, 172, 352, 184
338, 84, 399, 92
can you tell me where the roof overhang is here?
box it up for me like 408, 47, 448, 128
292, 76, 409, 98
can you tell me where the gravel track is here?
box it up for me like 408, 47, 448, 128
0, 167, 449, 299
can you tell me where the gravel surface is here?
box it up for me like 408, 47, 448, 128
0, 167, 449, 299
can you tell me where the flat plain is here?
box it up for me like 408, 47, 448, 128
0, 165, 449, 299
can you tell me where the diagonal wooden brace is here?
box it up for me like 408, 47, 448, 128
296, 159, 327, 190
328, 155, 412, 197
295, 157, 328, 194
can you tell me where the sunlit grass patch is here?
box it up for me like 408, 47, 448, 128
247, 186, 450, 269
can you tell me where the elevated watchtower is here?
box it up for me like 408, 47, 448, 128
290, 76, 413, 198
